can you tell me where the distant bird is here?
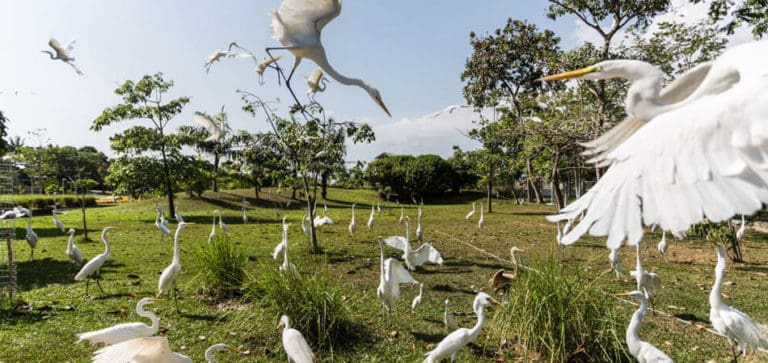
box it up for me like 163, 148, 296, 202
478, 202, 485, 230
242, 206, 248, 224
710, 244, 768, 360
273, 217, 289, 260
630, 244, 660, 304
736, 215, 746, 241
614, 291, 674, 363
417, 203, 423, 219
155, 206, 171, 237
74, 227, 114, 296
411, 283, 424, 312
609, 248, 622, 278
465, 202, 476, 220
415, 213, 424, 242
348, 203, 356, 235
301, 213, 311, 236
367, 204, 375, 231
217, 210, 231, 234
0, 206, 30, 219
77, 297, 161, 346
377, 202, 382, 216
65, 228, 84, 267
424, 292, 499, 363
279, 222, 296, 276
256, 54, 283, 83
41, 38, 83, 75
174, 203, 184, 223
268, 0, 391, 116
398, 206, 404, 224
204, 42, 256, 74
384, 216, 443, 271
52, 208, 65, 232
208, 211, 218, 243
313, 203, 334, 227
92, 338, 234, 363
242, 197, 251, 206
657, 231, 668, 259
25, 217, 38, 259
307, 67, 328, 100
377, 239, 417, 313
278, 315, 315, 363
158, 222, 192, 311
194, 112, 227, 143
443, 299, 457, 331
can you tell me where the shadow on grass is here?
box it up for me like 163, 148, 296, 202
16, 258, 80, 290
181, 312, 222, 322
0, 307, 48, 325
93, 292, 138, 300
674, 313, 708, 324
411, 330, 446, 343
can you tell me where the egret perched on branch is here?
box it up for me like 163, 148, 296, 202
65, 228, 83, 267
268, 0, 391, 116
278, 315, 315, 363
348, 203, 356, 235
77, 297, 161, 346
158, 222, 193, 311
384, 216, 443, 270
377, 239, 417, 313
307, 67, 328, 100
465, 202, 476, 220
92, 338, 234, 363
41, 38, 83, 75
74, 227, 114, 296
614, 291, 674, 363
542, 40, 768, 248
424, 292, 500, 363
25, 216, 38, 259
710, 244, 768, 360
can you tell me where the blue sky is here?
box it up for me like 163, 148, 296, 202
0, 0, 729, 162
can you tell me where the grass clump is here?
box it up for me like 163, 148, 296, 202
194, 236, 248, 299
489, 256, 631, 362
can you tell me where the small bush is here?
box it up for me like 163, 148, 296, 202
489, 256, 631, 362
9, 194, 96, 209
195, 236, 248, 299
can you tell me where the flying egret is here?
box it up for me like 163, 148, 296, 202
614, 291, 674, 363
52, 208, 65, 232
710, 244, 768, 360
65, 228, 83, 267
736, 215, 746, 241
268, 0, 391, 116
41, 38, 83, 75
158, 222, 193, 311
657, 231, 668, 259
194, 112, 227, 143
478, 202, 485, 230
207, 211, 218, 243
204, 42, 239, 73
377, 239, 417, 313
415, 213, 424, 242
279, 222, 296, 276
348, 203, 356, 236
25, 216, 38, 259
77, 297, 161, 346
93, 338, 234, 363
411, 283, 424, 312
367, 204, 375, 231
399, 206, 404, 224
155, 206, 171, 237
307, 67, 328, 100
465, 202, 476, 220
174, 203, 184, 223
543, 40, 768, 248
74, 227, 114, 296
384, 216, 443, 270
278, 315, 315, 363
242, 206, 248, 224
256, 54, 283, 83
443, 299, 457, 331
273, 217, 289, 260
424, 292, 500, 363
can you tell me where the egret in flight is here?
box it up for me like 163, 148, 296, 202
77, 297, 161, 346
268, 0, 391, 116
424, 292, 500, 363
542, 40, 768, 248
74, 227, 114, 296
614, 291, 674, 363
93, 339, 234, 363
307, 67, 328, 101
41, 38, 83, 75
194, 111, 227, 143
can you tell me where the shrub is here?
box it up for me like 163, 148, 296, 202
194, 236, 248, 299
489, 256, 631, 362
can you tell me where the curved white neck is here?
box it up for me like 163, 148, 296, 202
468, 305, 487, 340
137, 303, 159, 334
710, 247, 727, 308
68, 232, 75, 249
635, 244, 642, 291
172, 227, 183, 263
626, 296, 646, 352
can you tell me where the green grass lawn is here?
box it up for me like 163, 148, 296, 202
1, 187, 767, 362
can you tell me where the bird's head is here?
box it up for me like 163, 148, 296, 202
139, 297, 164, 307
67, 228, 75, 234
613, 290, 645, 300
206, 343, 238, 355
539, 60, 660, 82
277, 315, 290, 330
366, 87, 391, 117
473, 292, 501, 311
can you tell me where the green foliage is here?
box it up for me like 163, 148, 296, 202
365, 154, 463, 198
195, 236, 248, 300
490, 257, 630, 362
8, 194, 96, 208
13, 145, 109, 193
694, 0, 768, 38
546, 1, 671, 40
0, 110, 9, 156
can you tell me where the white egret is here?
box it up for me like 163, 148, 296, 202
736, 215, 746, 241
465, 202, 476, 220
74, 227, 114, 296
155, 206, 171, 237
174, 203, 184, 223
307, 67, 328, 100
478, 202, 485, 230
415, 213, 424, 242
194, 112, 227, 143
204, 42, 238, 73
242, 206, 248, 224
543, 40, 768, 248
158, 222, 193, 311
65, 228, 83, 267
279, 223, 296, 276
417, 203, 423, 219
256, 54, 283, 83
0, 206, 30, 219
216, 210, 231, 234
313, 203, 334, 227
367, 204, 375, 231
77, 297, 161, 346
207, 211, 218, 243
348, 203, 356, 235
657, 231, 668, 259
41, 38, 83, 75
301, 213, 311, 236
411, 283, 423, 312
710, 244, 768, 360
377, 201, 382, 216
424, 292, 499, 363
268, 0, 391, 116
52, 208, 65, 232
242, 197, 251, 206
443, 299, 457, 331
399, 206, 404, 224
93, 338, 234, 363
278, 315, 315, 363
377, 239, 417, 313
273, 217, 289, 260
25, 216, 38, 259
614, 291, 674, 363
630, 243, 660, 303
608, 248, 622, 278
384, 216, 443, 271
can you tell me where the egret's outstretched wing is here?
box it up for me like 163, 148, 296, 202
48, 38, 65, 53
550, 74, 768, 248
411, 243, 443, 267
308, 68, 324, 85
658, 61, 713, 103
283, 329, 315, 363
383, 236, 408, 253
93, 337, 192, 363
273, 0, 341, 40
76, 322, 150, 346
383, 257, 416, 285
193, 112, 223, 142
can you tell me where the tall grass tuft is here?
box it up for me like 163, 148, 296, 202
489, 256, 631, 362
194, 236, 248, 299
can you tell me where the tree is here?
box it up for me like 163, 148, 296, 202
0, 110, 9, 156
92, 73, 189, 217
178, 106, 234, 193
693, 0, 768, 38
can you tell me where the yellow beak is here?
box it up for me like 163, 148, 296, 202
539, 66, 599, 81
490, 298, 501, 305
613, 291, 633, 297
375, 95, 391, 117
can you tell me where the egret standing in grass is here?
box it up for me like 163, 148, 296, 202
174, 203, 184, 223
25, 216, 38, 259
52, 207, 65, 232
77, 297, 161, 346
399, 206, 405, 224
657, 231, 668, 260
208, 211, 218, 243
278, 315, 315, 363
74, 227, 114, 296
377, 239, 417, 313
465, 202, 476, 220
65, 228, 83, 267
411, 283, 424, 312
273, 217, 289, 260
268, 0, 391, 116
242, 206, 248, 224
279, 222, 297, 276
384, 216, 443, 271
424, 292, 499, 363
348, 203, 356, 236
155, 206, 171, 238
158, 222, 192, 312
736, 215, 746, 241
478, 202, 485, 231
217, 210, 231, 234
367, 204, 375, 231
443, 299, 457, 331
614, 291, 673, 363
415, 212, 424, 242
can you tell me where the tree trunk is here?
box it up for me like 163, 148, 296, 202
551, 150, 564, 209
487, 162, 493, 213
526, 159, 543, 204
213, 153, 220, 193
160, 145, 176, 219
321, 172, 328, 200
80, 188, 90, 241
